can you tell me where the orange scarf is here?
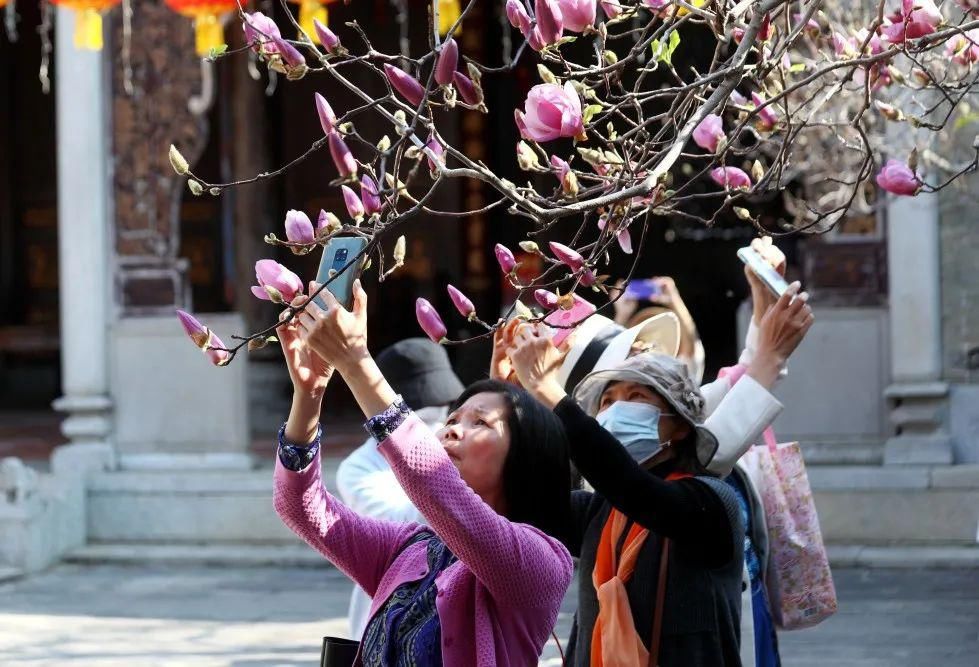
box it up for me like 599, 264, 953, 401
590, 472, 689, 667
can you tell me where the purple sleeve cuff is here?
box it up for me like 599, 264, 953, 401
277, 422, 323, 471
364, 395, 411, 443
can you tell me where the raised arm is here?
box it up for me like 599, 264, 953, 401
272, 300, 420, 596
293, 281, 572, 609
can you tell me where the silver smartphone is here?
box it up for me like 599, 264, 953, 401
315, 236, 369, 309
737, 246, 790, 297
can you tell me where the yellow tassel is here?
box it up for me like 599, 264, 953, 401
438, 0, 461, 36
74, 8, 104, 51
299, 1, 328, 43
194, 13, 225, 56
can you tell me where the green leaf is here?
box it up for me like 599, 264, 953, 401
651, 30, 681, 65
954, 112, 979, 131
583, 104, 604, 125
788, 63, 806, 74
207, 44, 229, 59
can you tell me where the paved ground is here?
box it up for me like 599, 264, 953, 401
0, 564, 977, 666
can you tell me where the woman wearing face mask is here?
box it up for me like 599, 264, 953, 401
273, 281, 573, 666
508, 334, 745, 667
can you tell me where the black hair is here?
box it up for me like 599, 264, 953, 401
451, 379, 572, 540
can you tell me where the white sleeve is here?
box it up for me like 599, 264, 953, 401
703, 375, 783, 478
700, 375, 732, 418
335, 439, 423, 523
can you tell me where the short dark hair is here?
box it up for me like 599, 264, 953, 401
452, 379, 572, 540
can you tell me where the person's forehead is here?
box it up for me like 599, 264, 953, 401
602, 380, 667, 402
458, 392, 507, 415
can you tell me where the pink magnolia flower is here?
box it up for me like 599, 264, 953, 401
692, 114, 725, 152
416, 298, 448, 342
535, 0, 565, 45
515, 82, 583, 143
710, 166, 753, 190
314, 93, 337, 136
341, 185, 365, 221
284, 210, 315, 244
312, 18, 341, 53
550, 154, 571, 180
643, 0, 671, 11
176, 309, 210, 349
495, 243, 518, 274
329, 133, 358, 179
506, 0, 533, 33
436, 38, 459, 86
882, 0, 942, 44
384, 64, 425, 106
447, 284, 476, 319
560, 0, 596, 33
361, 176, 382, 215
946, 30, 979, 65
549, 241, 585, 272
534, 289, 560, 309
252, 259, 303, 303
616, 228, 633, 254
751, 92, 778, 132
876, 159, 921, 195
580, 269, 597, 286
242, 12, 281, 56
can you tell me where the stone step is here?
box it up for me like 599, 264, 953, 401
85, 461, 343, 545
810, 465, 979, 544
65, 542, 330, 567
62, 542, 979, 570
825, 544, 979, 569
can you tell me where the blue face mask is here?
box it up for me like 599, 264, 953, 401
596, 401, 673, 465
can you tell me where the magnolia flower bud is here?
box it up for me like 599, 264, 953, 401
341, 185, 365, 222
169, 145, 189, 175
506, 0, 533, 33
519, 240, 541, 254
516, 141, 540, 170
315, 93, 337, 136
549, 241, 585, 272
875, 100, 905, 121
710, 166, 753, 190
495, 243, 518, 274
317, 209, 342, 237
284, 209, 315, 244
448, 284, 476, 319
452, 71, 482, 106
384, 64, 425, 106
312, 18, 341, 54
535, 0, 564, 46
253, 259, 303, 300
361, 175, 382, 215
425, 135, 445, 172
393, 110, 408, 135
188, 180, 204, 196
416, 298, 448, 342
176, 309, 211, 349
329, 132, 358, 179
393, 235, 406, 264
534, 289, 559, 309
436, 37, 459, 86
204, 331, 231, 366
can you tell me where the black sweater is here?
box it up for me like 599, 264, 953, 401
554, 397, 745, 667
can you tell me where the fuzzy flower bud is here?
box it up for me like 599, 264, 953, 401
416, 298, 448, 343
384, 64, 426, 107
315, 93, 337, 136
448, 284, 476, 319
329, 132, 358, 179
341, 185, 365, 221
436, 38, 459, 86
495, 243, 518, 274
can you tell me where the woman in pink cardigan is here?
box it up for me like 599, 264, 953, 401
273, 280, 574, 666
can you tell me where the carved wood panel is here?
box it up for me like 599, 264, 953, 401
108, 3, 210, 314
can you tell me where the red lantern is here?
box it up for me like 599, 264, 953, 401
163, 0, 238, 56
49, 1, 122, 51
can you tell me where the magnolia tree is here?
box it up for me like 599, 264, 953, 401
173, 0, 979, 365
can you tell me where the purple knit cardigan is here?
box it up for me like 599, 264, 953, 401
273, 413, 573, 666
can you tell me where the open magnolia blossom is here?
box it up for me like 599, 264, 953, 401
172, 0, 979, 364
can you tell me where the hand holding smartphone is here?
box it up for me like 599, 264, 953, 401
737, 246, 790, 298
314, 237, 369, 309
